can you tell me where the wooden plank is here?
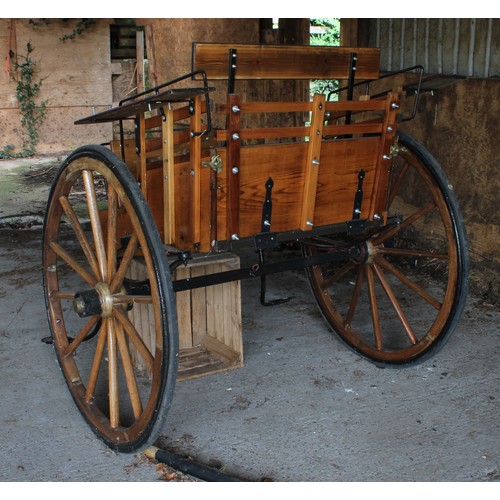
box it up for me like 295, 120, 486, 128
234, 101, 313, 114
193, 43, 381, 80
190, 265, 208, 347
175, 266, 193, 349
162, 108, 176, 244
300, 93, 326, 230
201, 335, 240, 366
217, 126, 309, 142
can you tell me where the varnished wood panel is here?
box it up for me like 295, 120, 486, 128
314, 137, 380, 226
193, 43, 381, 81
216, 143, 308, 238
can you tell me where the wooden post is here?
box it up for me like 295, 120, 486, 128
300, 93, 326, 230
162, 108, 175, 244
190, 95, 202, 246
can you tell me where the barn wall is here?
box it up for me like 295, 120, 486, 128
398, 78, 500, 303
357, 18, 500, 303
0, 19, 113, 155
369, 18, 500, 77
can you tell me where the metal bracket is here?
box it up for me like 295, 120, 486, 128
352, 169, 365, 220
261, 177, 274, 232
346, 219, 367, 234
257, 176, 292, 306
202, 154, 223, 174
255, 232, 278, 250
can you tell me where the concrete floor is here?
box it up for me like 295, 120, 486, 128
0, 157, 498, 484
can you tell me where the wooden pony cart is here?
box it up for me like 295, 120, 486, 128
42, 43, 469, 452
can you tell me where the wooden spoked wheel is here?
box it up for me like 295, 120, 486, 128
304, 131, 469, 365
42, 145, 178, 451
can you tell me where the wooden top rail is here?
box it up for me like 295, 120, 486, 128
192, 43, 380, 81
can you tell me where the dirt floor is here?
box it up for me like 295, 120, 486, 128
0, 156, 498, 488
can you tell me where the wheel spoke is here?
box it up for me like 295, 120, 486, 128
376, 256, 442, 310
113, 295, 153, 305
59, 195, 100, 280
82, 169, 107, 281
114, 317, 143, 419
106, 185, 118, 283
373, 201, 436, 245
378, 247, 448, 260
372, 261, 418, 345
321, 260, 355, 290
387, 160, 410, 207
110, 232, 139, 294
49, 241, 97, 286
113, 307, 154, 372
84, 319, 108, 403
365, 265, 383, 350
107, 318, 119, 428
50, 291, 76, 300
345, 266, 364, 328
64, 316, 100, 357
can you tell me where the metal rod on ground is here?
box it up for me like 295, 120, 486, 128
144, 447, 245, 482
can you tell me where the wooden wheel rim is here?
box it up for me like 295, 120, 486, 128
305, 135, 466, 364
43, 148, 176, 449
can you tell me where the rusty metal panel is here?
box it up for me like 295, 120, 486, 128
369, 18, 499, 77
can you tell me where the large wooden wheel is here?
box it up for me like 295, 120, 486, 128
304, 131, 469, 365
42, 145, 178, 451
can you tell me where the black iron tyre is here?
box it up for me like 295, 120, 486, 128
42, 145, 178, 451
304, 131, 469, 366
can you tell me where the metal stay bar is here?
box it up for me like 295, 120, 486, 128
172, 243, 362, 293
328, 65, 424, 122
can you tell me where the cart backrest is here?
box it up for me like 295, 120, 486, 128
192, 43, 380, 81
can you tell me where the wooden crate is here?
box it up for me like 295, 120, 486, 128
127, 253, 243, 381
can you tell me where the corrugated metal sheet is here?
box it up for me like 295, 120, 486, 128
368, 19, 500, 77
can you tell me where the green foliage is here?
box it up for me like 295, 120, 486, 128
1, 43, 48, 159
310, 18, 341, 46
59, 19, 97, 41
28, 18, 96, 42
310, 18, 341, 98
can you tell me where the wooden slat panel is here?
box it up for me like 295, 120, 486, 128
193, 43, 380, 80
314, 137, 380, 226
217, 142, 308, 238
